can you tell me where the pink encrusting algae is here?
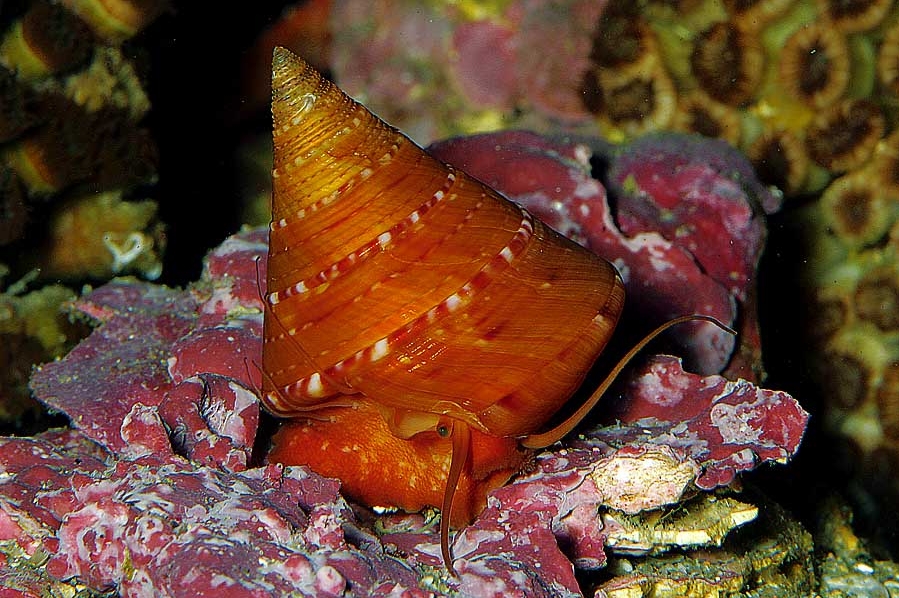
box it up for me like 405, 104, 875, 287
0, 131, 808, 597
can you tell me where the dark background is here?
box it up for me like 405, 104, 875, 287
144, 2, 296, 284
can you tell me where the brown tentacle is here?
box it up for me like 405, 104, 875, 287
520, 315, 735, 449
441, 420, 471, 577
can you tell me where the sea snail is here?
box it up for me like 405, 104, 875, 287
262, 47, 727, 574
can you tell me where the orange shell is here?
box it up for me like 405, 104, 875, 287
262, 48, 625, 439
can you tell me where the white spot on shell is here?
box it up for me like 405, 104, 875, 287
371, 338, 389, 361
445, 293, 462, 312
307, 372, 323, 396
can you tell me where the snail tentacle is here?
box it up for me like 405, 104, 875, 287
520, 315, 735, 449
441, 420, 470, 577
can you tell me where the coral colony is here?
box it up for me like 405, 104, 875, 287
0, 0, 164, 274
0, 131, 809, 596
0, 1, 167, 423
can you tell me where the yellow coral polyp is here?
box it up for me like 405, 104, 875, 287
822, 317, 897, 454
820, 174, 896, 247
0, 20, 51, 80
0, 283, 79, 356
63, 47, 152, 118
869, 131, 899, 197
815, 0, 893, 33
876, 361, 899, 438
811, 292, 851, 341
854, 265, 899, 332
690, 20, 764, 107
673, 90, 742, 146
877, 20, 899, 97
779, 21, 850, 108
592, 7, 661, 80
820, 171, 897, 248
824, 324, 890, 410
806, 99, 884, 172
3, 136, 62, 196
593, 65, 677, 137
60, 0, 164, 44
722, 0, 795, 26
745, 128, 810, 195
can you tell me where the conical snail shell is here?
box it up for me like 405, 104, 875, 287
262, 48, 625, 440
